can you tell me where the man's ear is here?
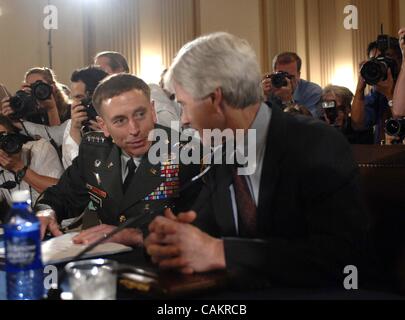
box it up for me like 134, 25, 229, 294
211, 87, 224, 113
151, 100, 157, 124
97, 116, 110, 137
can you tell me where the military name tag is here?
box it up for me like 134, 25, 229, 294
86, 184, 107, 199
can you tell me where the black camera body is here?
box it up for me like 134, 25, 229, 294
9, 90, 37, 120
360, 34, 399, 85
0, 133, 25, 154
81, 97, 98, 122
31, 80, 53, 101
268, 71, 292, 89
321, 101, 338, 125
385, 118, 405, 139
9, 81, 52, 119
360, 56, 398, 86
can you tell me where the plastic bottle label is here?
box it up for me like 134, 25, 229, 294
5, 229, 42, 272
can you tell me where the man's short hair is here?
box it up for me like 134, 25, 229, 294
323, 85, 354, 109
0, 115, 19, 133
92, 74, 150, 114
272, 52, 302, 73
70, 66, 109, 96
94, 51, 130, 73
164, 32, 263, 109
367, 37, 402, 61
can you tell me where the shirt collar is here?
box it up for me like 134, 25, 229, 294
121, 151, 142, 170
233, 102, 271, 171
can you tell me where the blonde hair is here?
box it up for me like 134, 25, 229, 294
322, 85, 354, 111
25, 67, 70, 121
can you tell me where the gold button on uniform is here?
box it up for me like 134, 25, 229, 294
119, 215, 127, 223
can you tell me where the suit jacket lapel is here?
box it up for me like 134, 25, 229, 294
120, 156, 164, 212
257, 106, 285, 231
98, 144, 124, 207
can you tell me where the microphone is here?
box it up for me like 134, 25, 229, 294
0, 181, 17, 190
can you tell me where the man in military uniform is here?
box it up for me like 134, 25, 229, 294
35, 74, 201, 246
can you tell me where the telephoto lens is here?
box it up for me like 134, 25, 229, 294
360, 56, 398, 86
31, 81, 52, 101
0, 133, 25, 154
9, 91, 37, 119
385, 118, 405, 138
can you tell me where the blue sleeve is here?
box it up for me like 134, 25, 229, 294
294, 81, 322, 118
364, 93, 378, 128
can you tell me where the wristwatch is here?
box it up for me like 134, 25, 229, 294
14, 166, 28, 184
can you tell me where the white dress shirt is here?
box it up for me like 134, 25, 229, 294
0, 139, 64, 206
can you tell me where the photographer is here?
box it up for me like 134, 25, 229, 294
0, 67, 70, 126
262, 52, 322, 117
393, 28, 405, 117
63, 66, 109, 168
321, 85, 373, 144
0, 115, 63, 207
94, 51, 130, 75
352, 35, 403, 144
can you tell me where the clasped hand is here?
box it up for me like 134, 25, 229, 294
145, 208, 226, 274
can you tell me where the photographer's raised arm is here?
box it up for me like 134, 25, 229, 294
393, 28, 405, 117
351, 66, 367, 130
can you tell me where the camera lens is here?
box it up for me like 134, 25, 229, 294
0, 134, 23, 154
31, 81, 52, 101
9, 91, 37, 119
271, 73, 288, 89
385, 119, 404, 137
360, 59, 388, 85
9, 95, 24, 113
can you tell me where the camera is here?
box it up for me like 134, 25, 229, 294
81, 97, 98, 122
385, 118, 405, 139
360, 56, 398, 86
8, 81, 53, 119
321, 101, 338, 125
267, 72, 292, 89
30, 80, 52, 101
360, 35, 399, 85
0, 133, 25, 154
9, 91, 37, 119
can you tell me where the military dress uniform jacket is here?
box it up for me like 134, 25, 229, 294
36, 124, 201, 232
192, 106, 371, 288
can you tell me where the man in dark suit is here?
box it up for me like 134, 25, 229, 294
35, 74, 200, 246
144, 32, 370, 287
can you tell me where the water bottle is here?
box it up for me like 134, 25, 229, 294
4, 190, 44, 300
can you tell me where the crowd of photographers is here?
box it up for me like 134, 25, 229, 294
0, 51, 180, 211
264, 29, 405, 145
0, 29, 404, 212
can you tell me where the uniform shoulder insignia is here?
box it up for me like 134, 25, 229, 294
83, 131, 110, 145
